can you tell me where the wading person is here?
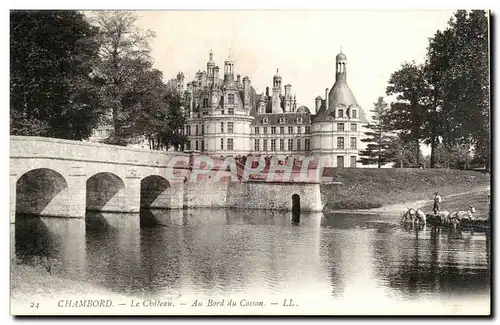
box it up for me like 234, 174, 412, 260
433, 192, 442, 215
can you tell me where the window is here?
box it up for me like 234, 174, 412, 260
263, 117, 268, 124
227, 138, 234, 151
195, 140, 199, 151
350, 156, 357, 168
263, 139, 268, 151
288, 126, 293, 134
228, 94, 234, 104
228, 107, 234, 115
221, 122, 224, 133
185, 126, 189, 135
337, 123, 344, 132
201, 140, 204, 152
305, 139, 310, 151
195, 125, 199, 135
271, 139, 277, 151
350, 137, 357, 149
271, 127, 277, 134
338, 109, 344, 118
221, 138, 224, 150
296, 139, 301, 151
203, 98, 209, 107
351, 123, 357, 132
337, 137, 344, 149
297, 116, 303, 123
337, 156, 344, 168
280, 126, 284, 134
202, 125, 205, 135
255, 127, 260, 134
279, 117, 285, 124
305, 126, 311, 133
228, 122, 234, 134
221, 108, 224, 115
352, 110, 357, 119
185, 141, 191, 150
263, 127, 268, 135
254, 139, 260, 151
280, 139, 285, 151
297, 126, 302, 134
288, 139, 293, 151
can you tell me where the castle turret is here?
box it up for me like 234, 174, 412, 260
272, 69, 282, 95
207, 50, 215, 79
335, 50, 347, 83
223, 49, 235, 84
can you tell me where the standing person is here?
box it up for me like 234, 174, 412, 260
433, 192, 442, 215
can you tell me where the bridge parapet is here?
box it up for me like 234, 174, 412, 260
10, 136, 191, 168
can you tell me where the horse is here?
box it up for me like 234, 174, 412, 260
449, 205, 476, 221
401, 208, 426, 225
436, 211, 451, 224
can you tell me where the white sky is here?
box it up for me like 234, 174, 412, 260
133, 10, 456, 115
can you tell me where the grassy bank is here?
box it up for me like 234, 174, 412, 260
321, 168, 490, 210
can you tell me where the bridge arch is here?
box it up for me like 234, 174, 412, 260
16, 168, 69, 216
86, 172, 125, 212
140, 175, 171, 209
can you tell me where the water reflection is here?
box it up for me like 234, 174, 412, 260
13, 209, 490, 304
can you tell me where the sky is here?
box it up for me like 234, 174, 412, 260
133, 10, 456, 116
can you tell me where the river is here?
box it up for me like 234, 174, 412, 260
12, 208, 491, 315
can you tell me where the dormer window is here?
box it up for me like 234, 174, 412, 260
279, 117, 285, 124
203, 98, 209, 107
352, 109, 357, 119
338, 109, 344, 118
296, 116, 303, 123
262, 117, 268, 124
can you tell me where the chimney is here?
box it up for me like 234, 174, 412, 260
284, 84, 292, 98
237, 74, 241, 85
325, 88, 329, 111
266, 86, 269, 97
243, 76, 250, 107
201, 71, 207, 88
188, 82, 194, 116
214, 66, 220, 86
315, 96, 322, 114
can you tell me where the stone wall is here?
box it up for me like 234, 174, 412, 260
226, 182, 323, 211
182, 181, 323, 211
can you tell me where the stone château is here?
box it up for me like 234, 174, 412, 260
182, 50, 368, 167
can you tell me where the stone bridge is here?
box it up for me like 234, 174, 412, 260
10, 136, 323, 223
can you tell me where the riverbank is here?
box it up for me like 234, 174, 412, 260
321, 168, 490, 211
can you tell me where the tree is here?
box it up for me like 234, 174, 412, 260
425, 10, 490, 170
358, 97, 395, 167
135, 88, 186, 151
90, 11, 158, 145
10, 10, 103, 139
387, 135, 425, 168
385, 62, 431, 167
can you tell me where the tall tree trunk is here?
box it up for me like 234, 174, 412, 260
430, 133, 437, 168
415, 138, 420, 167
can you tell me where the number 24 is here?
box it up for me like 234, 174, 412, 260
30, 302, 39, 309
